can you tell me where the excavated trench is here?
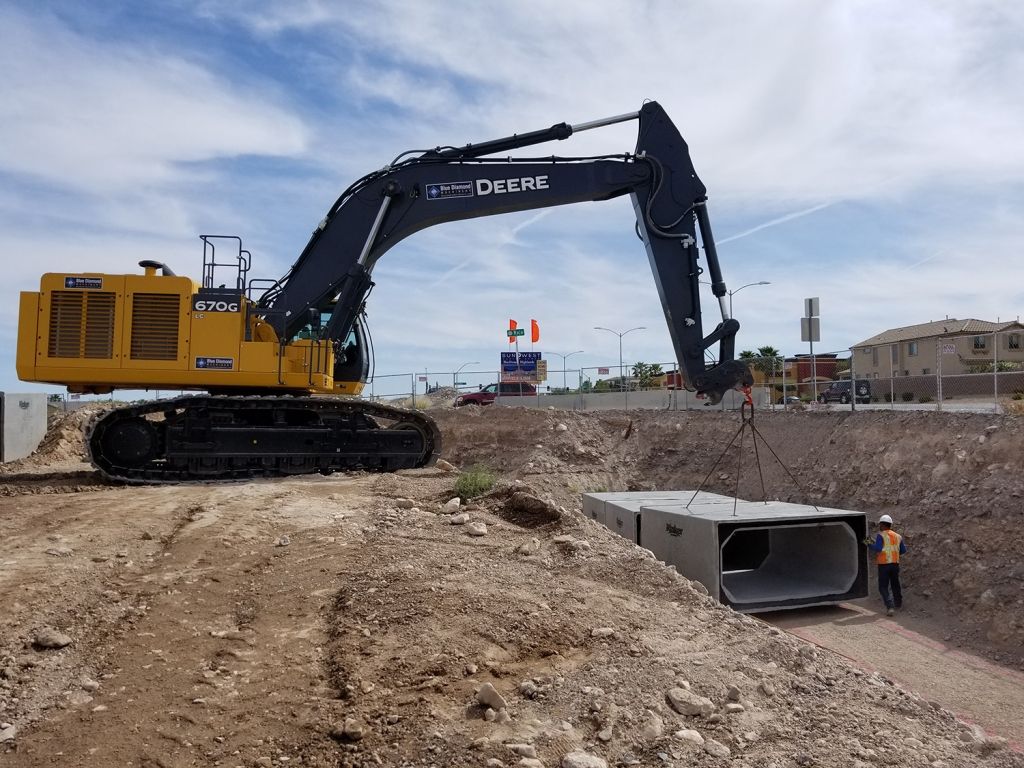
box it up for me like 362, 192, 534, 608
432, 405, 1024, 668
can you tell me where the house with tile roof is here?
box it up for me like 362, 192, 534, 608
851, 319, 1024, 378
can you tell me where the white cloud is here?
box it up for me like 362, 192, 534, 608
4, 1, 1024, 394
0, 7, 307, 194
192, 1, 1024, 203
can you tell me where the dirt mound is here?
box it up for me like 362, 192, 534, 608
432, 407, 1024, 669
320, 481, 1020, 767
1, 406, 102, 473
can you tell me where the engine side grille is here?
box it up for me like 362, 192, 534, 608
130, 293, 180, 360
48, 291, 116, 358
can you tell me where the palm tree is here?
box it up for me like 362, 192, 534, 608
751, 346, 784, 394
739, 347, 783, 389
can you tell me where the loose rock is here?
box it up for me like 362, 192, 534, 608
675, 729, 704, 746
703, 739, 731, 759
640, 709, 664, 741
328, 717, 366, 742
561, 751, 607, 768
435, 459, 457, 472
477, 682, 508, 711
450, 513, 470, 525
33, 627, 73, 650
444, 497, 462, 513
666, 687, 714, 716
507, 743, 537, 758
466, 522, 488, 536
516, 538, 542, 555
275, 535, 290, 547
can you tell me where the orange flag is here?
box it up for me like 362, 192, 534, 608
508, 319, 517, 344
531, 319, 540, 343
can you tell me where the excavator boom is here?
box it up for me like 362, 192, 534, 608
262, 101, 751, 401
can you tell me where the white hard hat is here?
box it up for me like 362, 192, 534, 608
879, 514, 893, 525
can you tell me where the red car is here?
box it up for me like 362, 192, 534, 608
454, 382, 537, 406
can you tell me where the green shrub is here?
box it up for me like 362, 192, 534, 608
454, 466, 496, 500
901, 392, 914, 402
918, 395, 932, 403
884, 392, 893, 403
1013, 391, 1024, 401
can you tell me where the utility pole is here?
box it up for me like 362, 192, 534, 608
453, 361, 479, 392
550, 350, 584, 391
594, 326, 645, 408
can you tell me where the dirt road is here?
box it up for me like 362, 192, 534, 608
765, 602, 1024, 750
0, 472, 375, 766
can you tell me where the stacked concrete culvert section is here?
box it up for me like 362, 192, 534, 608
583, 490, 868, 612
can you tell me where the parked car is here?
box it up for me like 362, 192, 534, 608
817, 379, 871, 405
454, 382, 537, 406
777, 395, 802, 404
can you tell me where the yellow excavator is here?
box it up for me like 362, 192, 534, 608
17, 102, 752, 482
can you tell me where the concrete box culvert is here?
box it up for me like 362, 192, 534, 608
581, 491, 734, 541
718, 520, 861, 608
582, 491, 868, 612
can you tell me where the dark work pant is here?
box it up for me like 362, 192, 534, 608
878, 563, 902, 609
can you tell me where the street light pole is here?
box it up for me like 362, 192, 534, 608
550, 350, 584, 391
593, 326, 645, 406
453, 361, 479, 392
728, 281, 771, 318
700, 280, 771, 320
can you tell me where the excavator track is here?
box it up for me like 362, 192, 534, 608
85, 396, 441, 484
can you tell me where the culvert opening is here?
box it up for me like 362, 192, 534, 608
719, 521, 859, 608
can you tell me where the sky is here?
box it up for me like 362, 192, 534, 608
2, 1, 1023, 397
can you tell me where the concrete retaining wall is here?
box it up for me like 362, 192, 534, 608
496, 387, 771, 411
1, 392, 47, 463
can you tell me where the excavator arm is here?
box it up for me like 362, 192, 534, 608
261, 101, 753, 403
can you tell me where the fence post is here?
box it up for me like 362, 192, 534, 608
936, 340, 943, 412
410, 374, 416, 409
994, 330, 999, 413
782, 358, 788, 410
889, 343, 895, 410
849, 348, 856, 411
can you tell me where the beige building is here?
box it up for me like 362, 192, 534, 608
852, 319, 1024, 378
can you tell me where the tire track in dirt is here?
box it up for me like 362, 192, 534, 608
1, 477, 372, 767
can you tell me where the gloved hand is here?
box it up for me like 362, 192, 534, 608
862, 536, 875, 546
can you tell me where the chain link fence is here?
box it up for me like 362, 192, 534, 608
366, 329, 1023, 414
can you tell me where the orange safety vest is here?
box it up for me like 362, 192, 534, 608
877, 529, 902, 565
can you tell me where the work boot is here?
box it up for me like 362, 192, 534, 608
886, 607, 895, 617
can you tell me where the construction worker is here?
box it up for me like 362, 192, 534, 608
865, 514, 906, 616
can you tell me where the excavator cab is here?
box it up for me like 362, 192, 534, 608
331, 318, 370, 392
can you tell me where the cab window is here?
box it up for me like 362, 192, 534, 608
483, 385, 497, 394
